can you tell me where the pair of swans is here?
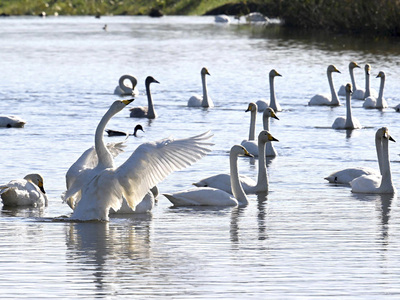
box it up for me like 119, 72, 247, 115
241, 102, 279, 157
256, 69, 282, 112
106, 124, 144, 137
363, 71, 388, 109
332, 83, 362, 130
129, 76, 159, 119
0, 115, 26, 128
63, 99, 213, 221
114, 74, 139, 96
187, 67, 214, 108
193, 130, 279, 195
0, 173, 47, 207
309, 65, 341, 106
326, 127, 396, 194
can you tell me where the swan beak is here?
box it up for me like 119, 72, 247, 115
205, 69, 211, 76
390, 136, 396, 142
122, 99, 134, 105
269, 134, 279, 142
276, 71, 282, 77
38, 181, 46, 194
153, 78, 160, 84
272, 112, 279, 120
243, 149, 254, 158
384, 128, 396, 142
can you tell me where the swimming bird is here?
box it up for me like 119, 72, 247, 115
351, 127, 396, 194
129, 76, 159, 119
241, 102, 258, 156
308, 65, 341, 106
114, 74, 139, 96
193, 130, 278, 194
363, 71, 388, 109
262, 107, 279, 157
363, 64, 379, 99
337, 62, 364, 99
215, 15, 230, 23
0, 115, 26, 128
106, 124, 144, 137
256, 69, 282, 112
332, 83, 361, 130
0, 174, 47, 207
163, 145, 252, 206
187, 67, 214, 108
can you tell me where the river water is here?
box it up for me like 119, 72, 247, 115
1, 15, 400, 298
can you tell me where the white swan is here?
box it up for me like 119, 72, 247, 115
363, 71, 388, 109
187, 67, 214, 108
263, 107, 279, 157
245, 12, 269, 24
106, 124, 144, 137
256, 69, 282, 112
193, 130, 278, 194
363, 64, 379, 99
308, 65, 341, 106
337, 62, 365, 99
0, 115, 26, 128
129, 76, 159, 119
215, 15, 231, 23
0, 174, 47, 207
163, 145, 252, 206
114, 74, 139, 96
241, 102, 258, 156
351, 127, 396, 194
332, 83, 362, 129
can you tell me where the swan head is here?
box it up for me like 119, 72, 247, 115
269, 69, 282, 78
245, 102, 257, 112
23, 173, 45, 194
133, 124, 144, 136
263, 107, 279, 120
258, 130, 279, 143
327, 65, 341, 74
231, 145, 254, 158
201, 67, 210, 76
109, 99, 134, 113
365, 64, 371, 75
345, 83, 353, 95
378, 127, 396, 143
349, 61, 360, 69
146, 76, 160, 85
376, 71, 385, 79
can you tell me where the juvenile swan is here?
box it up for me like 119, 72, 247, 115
129, 76, 159, 119
308, 65, 341, 106
256, 69, 282, 112
187, 67, 214, 108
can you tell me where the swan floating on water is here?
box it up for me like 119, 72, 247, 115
0, 115, 26, 128
350, 127, 396, 194
363, 64, 379, 99
129, 76, 159, 119
215, 15, 230, 23
245, 12, 269, 24
337, 62, 365, 99
163, 145, 252, 207
363, 71, 388, 109
0, 174, 47, 207
193, 130, 278, 194
241, 102, 259, 156
308, 65, 341, 106
106, 124, 144, 137
187, 67, 214, 108
256, 69, 282, 112
114, 74, 139, 96
332, 83, 361, 130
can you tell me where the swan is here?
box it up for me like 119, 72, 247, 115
215, 15, 230, 23
351, 127, 396, 194
241, 102, 258, 156
363, 64, 379, 99
263, 107, 279, 157
129, 76, 159, 119
332, 83, 362, 129
394, 104, 400, 112
363, 71, 388, 109
163, 145, 252, 206
106, 124, 144, 137
0, 115, 26, 128
245, 12, 269, 23
193, 130, 278, 194
256, 69, 282, 112
337, 62, 365, 99
0, 174, 47, 207
114, 74, 139, 96
308, 65, 341, 106
187, 67, 214, 108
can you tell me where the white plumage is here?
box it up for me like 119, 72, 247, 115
256, 69, 282, 112
0, 115, 26, 128
332, 83, 361, 129
308, 65, 341, 106
241, 102, 258, 156
337, 61, 365, 99
187, 67, 214, 108
129, 76, 159, 119
363, 71, 388, 109
114, 74, 139, 96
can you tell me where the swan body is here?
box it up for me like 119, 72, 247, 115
325, 167, 379, 185
110, 191, 154, 214
363, 64, 379, 99
256, 69, 282, 112
337, 62, 365, 99
332, 83, 362, 129
106, 124, 144, 137
163, 145, 252, 206
245, 12, 269, 23
263, 108, 279, 157
187, 67, 214, 108
114, 74, 139, 96
308, 65, 341, 106
363, 71, 388, 109
351, 127, 396, 194
215, 15, 230, 23
129, 76, 159, 119
0, 115, 26, 128
0, 174, 47, 207
193, 131, 278, 194
241, 102, 258, 156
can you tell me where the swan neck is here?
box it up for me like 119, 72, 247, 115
379, 136, 393, 191
263, 116, 270, 131
95, 108, 116, 168
375, 133, 383, 174
377, 76, 385, 105
256, 139, 269, 190
327, 71, 339, 105
344, 92, 354, 129
349, 67, 357, 90
230, 153, 248, 205
269, 76, 276, 107
249, 110, 256, 140
201, 73, 209, 107
146, 81, 156, 118
364, 73, 371, 98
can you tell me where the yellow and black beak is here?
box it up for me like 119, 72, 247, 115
122, 99, 134, 105
38, 181, 46, 194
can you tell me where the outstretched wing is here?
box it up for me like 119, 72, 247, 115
113, 131, 213, 210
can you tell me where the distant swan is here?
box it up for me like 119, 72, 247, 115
106, 124, 144, 137
114, 74, 139, 96
0, 174, 47, 207
245, 12, 269, 23
256, 69, 282, 112
241, 102, 258, 156
263, 107, 279, 157
363, 71, 388, 109
332, 83, 361, 129
193, 131, 278, 194
215, 15, 230, 23
163, 145, 252, 206
351, 127, 396, 194
363, 64, 379, 99
337, 62, 365, 99
308, 65, 341, 106
129, 76, 159, 119
187, 67, 214, 108
0, 115, 26, 128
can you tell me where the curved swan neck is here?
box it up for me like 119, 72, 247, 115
120, 75, 136, 94
201, 72, 210, 107
146, 80, 156, 118
256, 138, 269, 190
230, 152, 248, 204
327, 70, 339, 105
379, 135, 394, 191
344, 91, 354, 129
95, 108, 117, 168
249, 109, 256, 140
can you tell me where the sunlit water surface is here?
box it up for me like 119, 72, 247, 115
1, 16, 400, 298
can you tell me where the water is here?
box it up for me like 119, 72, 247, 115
1, 15, 400, 298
